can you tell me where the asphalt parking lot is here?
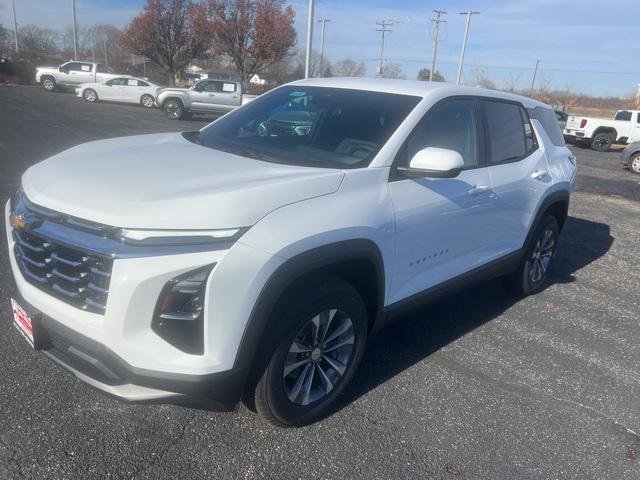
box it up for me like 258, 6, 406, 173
1, 85, 639, 480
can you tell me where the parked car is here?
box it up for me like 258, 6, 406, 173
621, 141, 640, 174
563, 110, 640, 151
5, 78, 575, 427
76, 76, 163, 108
156, 79, 257, 119
555, 109, 568, 130
35, 61, 117, 92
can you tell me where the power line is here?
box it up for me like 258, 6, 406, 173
429, 9, 446, 81
376, 20, 393, 77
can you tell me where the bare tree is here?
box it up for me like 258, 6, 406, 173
469, 68, 496, 89
503, 73, 521, 93
381, 62, 405, 79
333, 58, 366, 77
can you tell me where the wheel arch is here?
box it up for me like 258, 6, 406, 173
160, 96, 185, 110
525, 190, 570, 249
233, 239, 385, 388
592, 126, 618, 140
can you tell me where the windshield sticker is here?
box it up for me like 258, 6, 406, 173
289, 91, 307, 97
223, 83, 235, 92
81, 65, 90, 71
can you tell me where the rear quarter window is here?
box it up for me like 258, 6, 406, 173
528, 107, 566, 147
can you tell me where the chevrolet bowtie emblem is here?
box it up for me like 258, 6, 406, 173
9, 212, 27, 230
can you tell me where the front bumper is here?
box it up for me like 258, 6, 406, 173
12, 288, 245, 408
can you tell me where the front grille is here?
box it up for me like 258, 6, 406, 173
12, 228, 113, 314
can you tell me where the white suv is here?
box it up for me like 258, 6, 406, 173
5, 78, 576, 426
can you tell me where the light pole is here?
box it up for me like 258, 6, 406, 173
11, 0, 19, 54
456, 11, 480, 85
72, 0, 78, 60
304, 0, 315, 79
317, 19, 330, 77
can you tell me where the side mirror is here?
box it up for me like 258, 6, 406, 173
397, 147, 465, 179
58, 66, 63, 72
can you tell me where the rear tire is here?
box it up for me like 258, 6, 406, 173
254, 277, 368, 427
504, 214, 559, 296
41, 76, 56, 92
83, 88, 98, 103
590, 132, 614, 152
164, 99, 184, 120
140, 94, 155, 108
629, 153, 640, 174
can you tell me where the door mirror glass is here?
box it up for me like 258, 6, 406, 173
399, 147, 465, 178
192, 83, 203, 92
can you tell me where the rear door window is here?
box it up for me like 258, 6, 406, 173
482, 100, 534, 163
615, 111, 632, 121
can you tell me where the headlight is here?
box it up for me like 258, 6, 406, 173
152, 265, 214, 355
120, 228, 244, 246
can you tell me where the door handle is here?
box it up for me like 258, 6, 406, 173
531, 169, 548, 180
467, 185, 491, 196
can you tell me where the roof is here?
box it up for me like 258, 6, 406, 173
290, 77, 549, 109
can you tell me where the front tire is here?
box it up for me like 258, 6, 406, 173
629, 153, 640, 174
83, 88, 98, 103
141, 94, 155, 108
590, 132, 614, 152
505, 214, 559, 295
164, 99, 184, 120
254, 277, 368, 427
41, 77, 56, 92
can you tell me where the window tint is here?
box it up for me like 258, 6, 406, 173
405, 99, 478, 168
138, 80, 149, 87
96, 64, 107, 73
614, 111, 632, 121
483, 100, 529, 163
528, 106, 565, 147
202, 81, 218, 92
106, 78, 128, 86
194, 86, 420, 169
64, 62, 82, 72
637, 113, 640, 124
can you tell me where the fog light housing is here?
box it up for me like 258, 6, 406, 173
152, 265, 214, 355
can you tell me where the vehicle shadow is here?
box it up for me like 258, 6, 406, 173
331, 216, 613, 417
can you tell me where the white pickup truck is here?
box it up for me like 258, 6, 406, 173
563, 110, 640, 151
156, 79, 257, 119
35, 61, 116, 92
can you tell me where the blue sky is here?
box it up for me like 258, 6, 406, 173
1, 0, 638, 96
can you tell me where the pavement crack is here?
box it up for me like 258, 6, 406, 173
127, 410, 197, 480
433, 353, 640, 448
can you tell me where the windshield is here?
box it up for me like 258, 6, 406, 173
191, 86, 421, 169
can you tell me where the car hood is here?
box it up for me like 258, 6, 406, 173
22, 132, 345, 230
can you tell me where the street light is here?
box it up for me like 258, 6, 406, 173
456, 11, 480, 85
317, 19, 330, 77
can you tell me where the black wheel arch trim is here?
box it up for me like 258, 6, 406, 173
233, 239, 386, 378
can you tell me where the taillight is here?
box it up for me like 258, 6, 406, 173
579, 119, 587, 128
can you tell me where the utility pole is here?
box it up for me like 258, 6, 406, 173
304, 0, 315, 79
102, 29, 108, 69
11, 0, 19, 54
72, 0, 78, 60
376, 20, 393, 77
317, 19, 331, 77
530, 59, 540, 96
429, 9, 446, 81
456, 11, 480, 85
